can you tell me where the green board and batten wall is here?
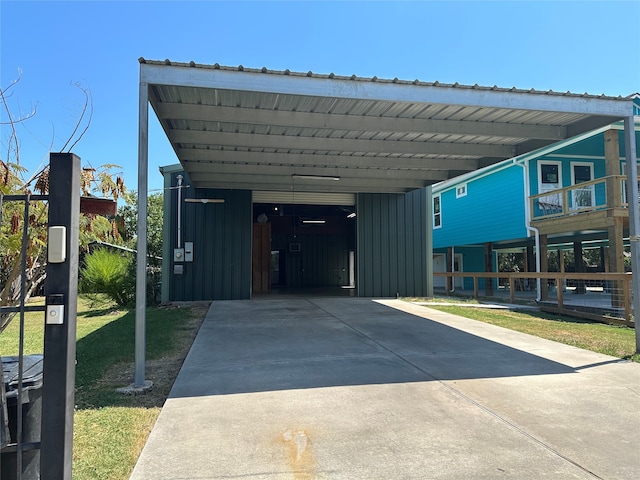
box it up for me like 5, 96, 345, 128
161, 167, 252, 301
161, 166, 430, 301
357, 189, 429, 297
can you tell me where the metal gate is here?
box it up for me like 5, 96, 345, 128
1, 153, 80, 480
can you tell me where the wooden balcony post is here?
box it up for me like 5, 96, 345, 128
539, 235, 549, 299
573, 241, 586, 294
604, 130, 621, 208
484, 242, 493, 296
556, 274, 564, 309
446, 247, 453, 292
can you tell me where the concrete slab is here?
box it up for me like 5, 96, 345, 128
130, 297, 640, 480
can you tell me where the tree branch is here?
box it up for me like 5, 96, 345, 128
61, 82, 92, 152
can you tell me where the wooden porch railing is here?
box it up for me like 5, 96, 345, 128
433, 271, 633, 326
529, 175, 628, 221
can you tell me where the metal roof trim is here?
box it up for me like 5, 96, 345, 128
139, 58, 628, 102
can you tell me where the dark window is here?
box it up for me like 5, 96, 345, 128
541, 164, 558, 184
574, 165, 591, 183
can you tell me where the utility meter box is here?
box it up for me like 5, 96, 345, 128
184, 242, 194, 262
173, 248, 185, 262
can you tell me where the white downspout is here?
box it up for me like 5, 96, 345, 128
516, 159, 542, 302
176, 174, 183, 249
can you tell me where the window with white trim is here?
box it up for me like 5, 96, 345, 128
456, 184, 467, 198
433, 194, 442, 228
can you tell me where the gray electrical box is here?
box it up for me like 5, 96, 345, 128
174, 264, 184, 275
184, 242, 194, 262
174, 248, 184, 262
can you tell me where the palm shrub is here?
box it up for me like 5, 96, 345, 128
80, 248, 134, 306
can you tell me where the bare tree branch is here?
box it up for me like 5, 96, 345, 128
61, 82, 92, 152
0, 110, 37, 125
68, 86, 93, 152
1, 71, 23, 165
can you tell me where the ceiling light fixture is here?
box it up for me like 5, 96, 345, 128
347, 212, 356, 219
184, 198, 225, 204
301, 219, 326, 224
291, 174, 341, 181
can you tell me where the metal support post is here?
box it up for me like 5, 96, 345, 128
135, 79, 149, 387
623, 116, 640, 352
40, 153, 80, 480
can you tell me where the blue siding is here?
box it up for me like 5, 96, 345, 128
456, 246, 486, 290
433, 164, 526, 249
432, 121, 639, 281
433, 246, 489, 290
550, 129, 640, 159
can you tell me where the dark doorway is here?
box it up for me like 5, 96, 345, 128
253, 203, 356, 294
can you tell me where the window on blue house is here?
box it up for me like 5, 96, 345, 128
433, 195, 441, 228
456, 184, 467, 198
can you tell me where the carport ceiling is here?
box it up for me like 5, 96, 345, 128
140, 59, 633, 194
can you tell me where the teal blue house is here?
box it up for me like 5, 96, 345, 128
432, 95, 640, 291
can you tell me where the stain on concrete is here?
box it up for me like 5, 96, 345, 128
280, 429, 316, 480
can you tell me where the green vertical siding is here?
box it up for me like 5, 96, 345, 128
357, 190, 428, 297
271, 233, 350, 287
163, 171, 252, 300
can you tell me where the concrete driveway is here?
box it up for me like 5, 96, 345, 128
130, 297, 640, 479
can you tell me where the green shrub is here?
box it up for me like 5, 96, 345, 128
80, 248, 134, 306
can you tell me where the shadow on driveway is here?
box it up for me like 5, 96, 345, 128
169, 297, 575, 398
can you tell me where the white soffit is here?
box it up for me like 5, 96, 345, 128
142, 59, 634, 194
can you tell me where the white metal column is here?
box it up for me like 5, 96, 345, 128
135, 78, 149, 388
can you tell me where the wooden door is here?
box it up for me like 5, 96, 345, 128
252, 223, 271, 292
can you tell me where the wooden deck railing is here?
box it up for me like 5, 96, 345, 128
529, 175, 628, 221
433, 271, 633, 326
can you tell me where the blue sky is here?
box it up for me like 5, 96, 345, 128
2, 0, 639, 194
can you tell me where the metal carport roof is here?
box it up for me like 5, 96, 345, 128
139, 58, 635, 194
133, 58, 639, 390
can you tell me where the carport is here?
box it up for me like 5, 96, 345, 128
134, 58, 638, 386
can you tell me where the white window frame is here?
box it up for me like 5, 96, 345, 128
433, 194, 442, 229
570, 161, 594, 209
456, 183, 467, 198
537, 160, 563, 207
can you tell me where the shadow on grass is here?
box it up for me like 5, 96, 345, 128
74, 306, 200, 410
77, 306, 127, 318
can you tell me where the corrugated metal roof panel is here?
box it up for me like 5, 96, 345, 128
144, 59, 634, 193
141, 58, 626, 100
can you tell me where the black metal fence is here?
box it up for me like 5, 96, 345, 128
1, 153, 80, 480
1, 193, 48, 479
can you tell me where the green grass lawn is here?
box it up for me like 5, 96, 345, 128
419, 302, 640, 363
1, 295, 207, 479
